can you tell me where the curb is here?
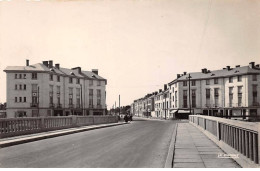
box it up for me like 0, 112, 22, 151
0, 122, 126, 148
164, 123, 178, 168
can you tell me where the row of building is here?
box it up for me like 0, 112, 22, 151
4, 60, 107, 118
130, 62, 260, 120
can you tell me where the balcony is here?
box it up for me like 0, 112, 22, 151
56, 104, 62, 108
252, 102, 260, 106
30, 103, 38, 107
49, 103, 55, 108
205, 104, 211, 108
76, 104, 81, 108
69, 104, 74, 108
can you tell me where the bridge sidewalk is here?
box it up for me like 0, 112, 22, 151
173, 123, 241, 168
0, 122, 125, 148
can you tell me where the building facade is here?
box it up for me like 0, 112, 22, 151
4, 60, 107, 118
131, 62, 260, 120
168, 62, 260, 120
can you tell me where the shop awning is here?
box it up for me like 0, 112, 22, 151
177, 110, 191, 114
170, 109, 178, 114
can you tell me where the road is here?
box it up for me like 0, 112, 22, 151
0, 118, 177, 168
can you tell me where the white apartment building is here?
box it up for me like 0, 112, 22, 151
4, 60, 107, 118
168, 62, 260, 120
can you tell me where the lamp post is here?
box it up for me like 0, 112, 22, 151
187, 74, 192, 115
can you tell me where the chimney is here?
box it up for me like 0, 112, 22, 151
223, 68, 226, 70
177, 74, 180, 78
55, 64, 60, 69
256, 64, 260, 68
43, 61, 49, 67
49, 60, 53, 68
72, 67, 81, 74
164, 84, 167, 91
159, 89, 162, 93
202, 68, 207, 73
201, 69, 204, 73
226, 66, 231, 70
183, 72, 187, 75
92, 69, 98, 75
236, 65, 240, 68
26, 59, 29, 66
249, 62, 255, 68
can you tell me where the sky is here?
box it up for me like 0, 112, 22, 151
0, 0, 260, 108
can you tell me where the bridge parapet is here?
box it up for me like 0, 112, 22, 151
0, 116, 118, 139
189, 115, 260, 168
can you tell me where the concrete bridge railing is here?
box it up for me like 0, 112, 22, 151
0, 115, 118, 138
189, 115, 260, 168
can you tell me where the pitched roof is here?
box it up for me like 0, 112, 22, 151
169, 66, 260, 84
4, 63, 106, 80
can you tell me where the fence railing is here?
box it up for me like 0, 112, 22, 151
0, 115, 118, 138
189, 115, 260, 168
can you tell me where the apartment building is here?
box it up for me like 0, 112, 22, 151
168, 62, 260, 119
4, 60, 107, 118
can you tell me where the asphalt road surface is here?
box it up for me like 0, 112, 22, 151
0, 118, 177, 168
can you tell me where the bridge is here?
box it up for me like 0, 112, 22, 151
0, 115, 259, 168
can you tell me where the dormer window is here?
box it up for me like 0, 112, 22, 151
70, 72, 75, 76
76, 78, 80, 84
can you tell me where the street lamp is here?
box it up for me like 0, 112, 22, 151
186, 74, 192, 115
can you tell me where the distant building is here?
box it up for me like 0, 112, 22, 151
4, 60, 107, 118
168, 62, 260, 120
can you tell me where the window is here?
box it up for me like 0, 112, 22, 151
19, 97, 22, 102
183, 81, 187, 86
172, 87, 174, 92
69, 87, 73, 95
89, 80, 93, 86
32, 73, 37, 79
89, 89, 93, 96
57, 86, 60, 94
237, 75, 242, 82
15, 97, 17, 102
191, 80, 196, 86
206, 89, 210, 98
229, 77, 233, 83
183, 90, 187, 108
175, 91, 177, 108
253, 75, 257, 81
24, 74, 26, 79
15, 84, 17, 90
253, 85, 257, 104
206, 79, 210, 85
229, 87, 233, 107
97, 89, 101, 97
24, 97, 26, 102
19, 84, 22, 90
76, 78, 80, 84
24, 84, 26, 90
32, 84, 38, 92
15, 74, 17, 79
57, 75, 60, 82
238, 86, 242, 106
214, 78, 218, 84
214, 88, 219, 107
49, 74, 53, 81
19, 74, 22, 79
192, 90, 196, 107
69, 77, 73, 83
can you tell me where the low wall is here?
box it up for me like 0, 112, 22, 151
189, 115, 260, 168
0, 115, 118, 138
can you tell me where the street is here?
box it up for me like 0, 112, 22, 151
0, 118, 177, 168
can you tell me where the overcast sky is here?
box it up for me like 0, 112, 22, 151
0, 0, 260, 108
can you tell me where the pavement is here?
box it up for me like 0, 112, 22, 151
0, 118, 176, 168
173, 122, 241, 168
